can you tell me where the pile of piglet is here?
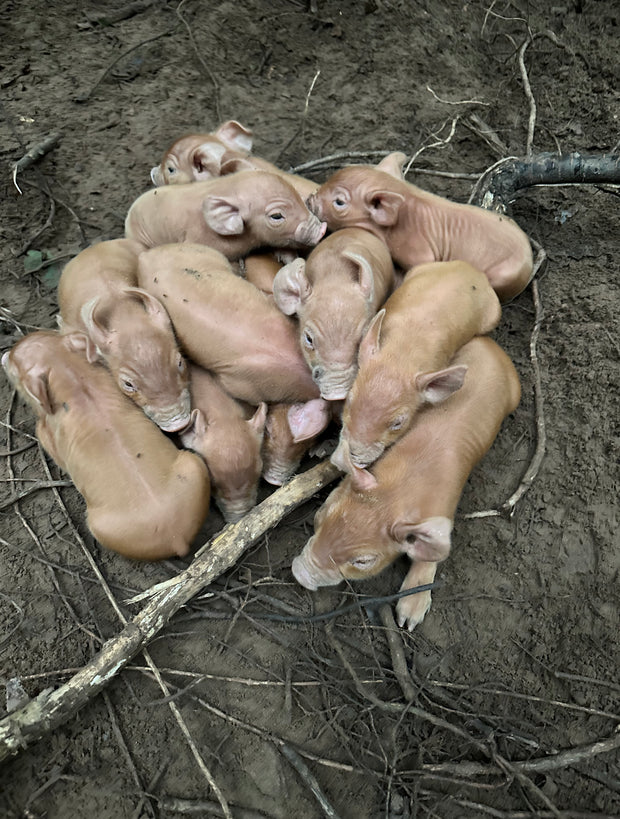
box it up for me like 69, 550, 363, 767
2, 120, 533, 629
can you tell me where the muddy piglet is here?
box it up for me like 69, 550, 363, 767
2, 331, 210, 560
273, 228, 395, 400
57, 239, 191, 432
125, 170, 326, 257
308, 153, 533, 302
292, 336, 521, 629
333, 260, 501, 479
179, 364, 267, 522
137, 243, 319, 405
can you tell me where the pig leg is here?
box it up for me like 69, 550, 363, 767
395, 560, 437, 631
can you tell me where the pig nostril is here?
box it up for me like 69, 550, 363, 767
312, 366, 324, 380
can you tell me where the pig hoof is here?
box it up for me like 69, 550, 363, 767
396, 592, 432, 631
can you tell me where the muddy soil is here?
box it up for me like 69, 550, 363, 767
0, 1, 618, 817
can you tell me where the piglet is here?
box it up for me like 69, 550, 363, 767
57, 239, 191, 432
292, 335, 521, 629
308, 153, 533, 302
150, 119, 317, 200
241, 251, 283, 296
137, 243, 319, 405
150, 120, 254, 186
273, 228, 395, 400
179, 364, 267, 522
333, 260, 501, 478
2, 331, 210, 560
125, 170, 326, 256
261, 398, 338, 485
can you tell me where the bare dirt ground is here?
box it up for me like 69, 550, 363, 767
0, 1, 619, 817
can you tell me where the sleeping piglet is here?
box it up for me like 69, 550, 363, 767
273, 228, 395, 400
262, 398, 340, 485
333, 260, 501, 479
150, 119, 254, 186
150, 120, 317, 200
2, 331, 210, 560
137, 243, 319, 405
292, 335, 521, 629
179, 364, 267, 522
308, 152, 533, 302
57, 239, 191, 432
125, 170, 326, 257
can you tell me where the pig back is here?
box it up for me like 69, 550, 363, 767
137, 243, 318, 404
371, 335, 521, 513
57, 238, 142, 330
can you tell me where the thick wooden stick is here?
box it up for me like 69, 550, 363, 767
0, 460, 341, 763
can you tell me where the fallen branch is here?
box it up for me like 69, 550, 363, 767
11, 132, 62, 194
0, 459, 341, 763
470, 151, 620, 213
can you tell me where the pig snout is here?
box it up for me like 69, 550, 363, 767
293, 214, 326, 247
1, 351, 10, 372
313, 365, 357, 401
216, 495, 256, 523
348, 439, 385, 470
292, 540, 344, 589
145, 388, 192, 432
150, 165, 164, 186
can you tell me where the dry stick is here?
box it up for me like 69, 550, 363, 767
277, 741, 342, 819
0, 480, 73, 512
518, 37, 536, 157
422, 727, 620, 778
452, 800, 609, 819
11, 132, 62, 194
377, 605, 416, 702
154, 796, 269, 818
0, 460, 341, 764
86, 0, 156, 25
290, 151, 479, 181
176, 0, 221, 122
36, 448, 234, 819
74, 30, 172, 103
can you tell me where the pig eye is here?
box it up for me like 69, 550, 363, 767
120, 377, 137, 394
389, 414, 407, 431
167, 166, 176, 175
333, 196, 347, 209
177, 355, 186, 373
269, 211, 285, 222
349, 554, 378, 570
302, 329, 314, 349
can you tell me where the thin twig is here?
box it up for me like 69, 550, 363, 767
518, 37, 536, 157
378, 605, 416, 702
278, 741, 342, 819
176, 0, 221, 121
11, 133, 62, 194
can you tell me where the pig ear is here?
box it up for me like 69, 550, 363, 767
357, 308, 385, 367
416, 364, 468, 404
376, 152, 407, 180
273, 259, 311, 315
22, 371, 53, 416
214, 120, 253, 153
364, 190, 405, 226
202, 196, 245, 235
287, 398, 330, 442
342, 249, 375, 302
192, 141, 227, 179
81, 297, 112, 352
350, 465, 378, 492
122, 287, 171, 329
179, 408, 208, 449
391, 516, 452, 563
248, 402, 268, 438
62, 331, 99, 364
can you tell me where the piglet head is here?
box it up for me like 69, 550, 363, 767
181, 403, 267, 522
81, 289, 191, 432
308, 165, 405, 234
